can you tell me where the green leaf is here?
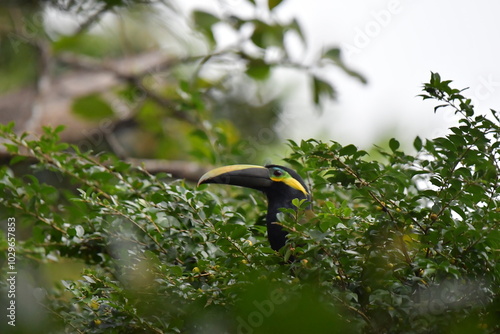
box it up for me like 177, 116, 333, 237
389, 138, 400, 152
67, 227, 76, 237
54, 124, 66, 134
0, 121, 15, 133
451, 205, 467, 220
312, 75, 336, 104
434, 137, 456, 152
245, 59, 271, 80
192, 10, 219, 44
268, 0, 283, 10
322, 47, 367, 84
430, 71, 441, 85
251, 20, 284, 48
323, 47, 341, 62
3, 143, 18, 154
193, 10, 219, 29
288, 19, 306, 45
32, 225, 45, 243
52, 34, 117, 58
112, 161, 131, 173
72, 94, 114, 121
90, 171, 115, 183
413, 136, 422, 151
434, 104, 448, 113
339, 144, 357, 156
190, 129, 209, 141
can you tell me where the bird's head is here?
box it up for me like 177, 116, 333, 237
197, 164, 309, 252
197, 164, 309, 201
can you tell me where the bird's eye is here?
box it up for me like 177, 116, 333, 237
272, 169, 284, 177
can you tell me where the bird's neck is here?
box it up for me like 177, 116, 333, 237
265, 199, 291, 251
265, 192, 306, 251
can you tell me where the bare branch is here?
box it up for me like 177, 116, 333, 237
126, 158, 208, 182
0, 148, 207, 183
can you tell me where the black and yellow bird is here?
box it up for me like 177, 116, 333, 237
197, 164, 309, 251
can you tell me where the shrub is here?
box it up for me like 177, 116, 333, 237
0, 73, 498, 333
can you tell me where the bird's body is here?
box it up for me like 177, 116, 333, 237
198, 164, 309, 251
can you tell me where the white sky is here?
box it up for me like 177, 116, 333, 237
271, 0, 500, 148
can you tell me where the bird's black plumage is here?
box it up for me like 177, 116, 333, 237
198, 164, 309, 251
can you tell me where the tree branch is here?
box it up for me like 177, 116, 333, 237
0, 149, 208, 183
126, 158, 208, 182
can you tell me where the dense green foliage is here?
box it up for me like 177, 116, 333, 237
0, 74, 499, 333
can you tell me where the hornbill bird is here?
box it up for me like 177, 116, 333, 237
197, 164, 310, 251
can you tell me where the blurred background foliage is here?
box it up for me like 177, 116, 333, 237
0, 0, 364, 165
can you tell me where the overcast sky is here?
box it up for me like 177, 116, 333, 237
270, 0, 500, 148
